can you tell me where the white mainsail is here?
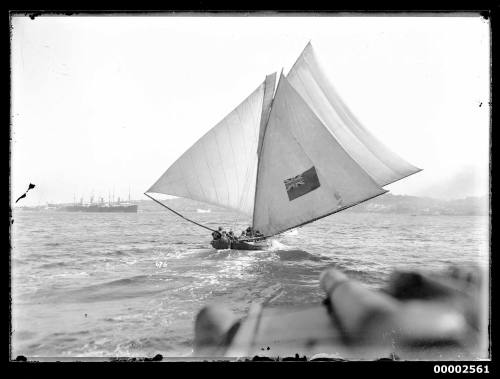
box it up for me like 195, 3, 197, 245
286, 42, 421, 187
147, 73, 276, 216
252, 74, 387, 236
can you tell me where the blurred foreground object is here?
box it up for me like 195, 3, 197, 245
193, 265, 488, 360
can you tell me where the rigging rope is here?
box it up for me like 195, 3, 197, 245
144, 193, 216, 232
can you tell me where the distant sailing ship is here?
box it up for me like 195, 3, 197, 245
146, 42, 421, 249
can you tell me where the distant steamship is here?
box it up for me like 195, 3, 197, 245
59, 193, 138, 213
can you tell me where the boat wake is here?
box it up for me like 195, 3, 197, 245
274, 249, 323, 261
266, 239, 326, 261
192, 238, 325, 263
268, 239, 291, 251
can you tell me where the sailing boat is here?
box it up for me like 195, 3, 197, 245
145, 42, 421, 250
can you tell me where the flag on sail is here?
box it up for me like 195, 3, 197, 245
286, 42, 421, 187
284, 166, 321, 201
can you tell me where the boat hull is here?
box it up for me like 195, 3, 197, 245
59, 205, 138, 213
210, 239, 268, 251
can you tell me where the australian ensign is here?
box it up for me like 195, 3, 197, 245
284, 166, 321, 201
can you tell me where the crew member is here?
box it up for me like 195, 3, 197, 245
212, 226, 223, 240
221, 230, 228, 242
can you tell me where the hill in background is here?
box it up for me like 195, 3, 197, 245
345, 193, 488, 216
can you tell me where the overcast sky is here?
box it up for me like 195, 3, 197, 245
11, 15, 490, 206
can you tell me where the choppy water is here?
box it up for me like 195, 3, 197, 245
10, 200, 489, 358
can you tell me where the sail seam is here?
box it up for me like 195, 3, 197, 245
239, 97, 260, 213
200, 137, 221, 204
187, 150, 208, 202
213, 128, 232, 206
252, 73, 278, 228
182, 154, 195, 200
248, 85, 265, 213
224, 120, 239, 202
235, 102, 253, 212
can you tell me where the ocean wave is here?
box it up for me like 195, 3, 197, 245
47, 271, 90, 279
70, 287, 169, 303
119, 259, 138, 265
11, 258, 29, 265
57, 273, 195, 303
44, 242, 62, 247
91, 275, 151, 287
274, 249, 323, 262
39, 261, 68, 269
107, 247, 156, 257
109, 250, 131, 257
13, 330, 38, 341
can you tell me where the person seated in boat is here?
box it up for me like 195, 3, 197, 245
228, 230, 237, 241
245, 226, 253, 237
220, 230, 230, 243
240, 230, 247, 238
212, 227, 223, 241
254, 230, 264, 238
